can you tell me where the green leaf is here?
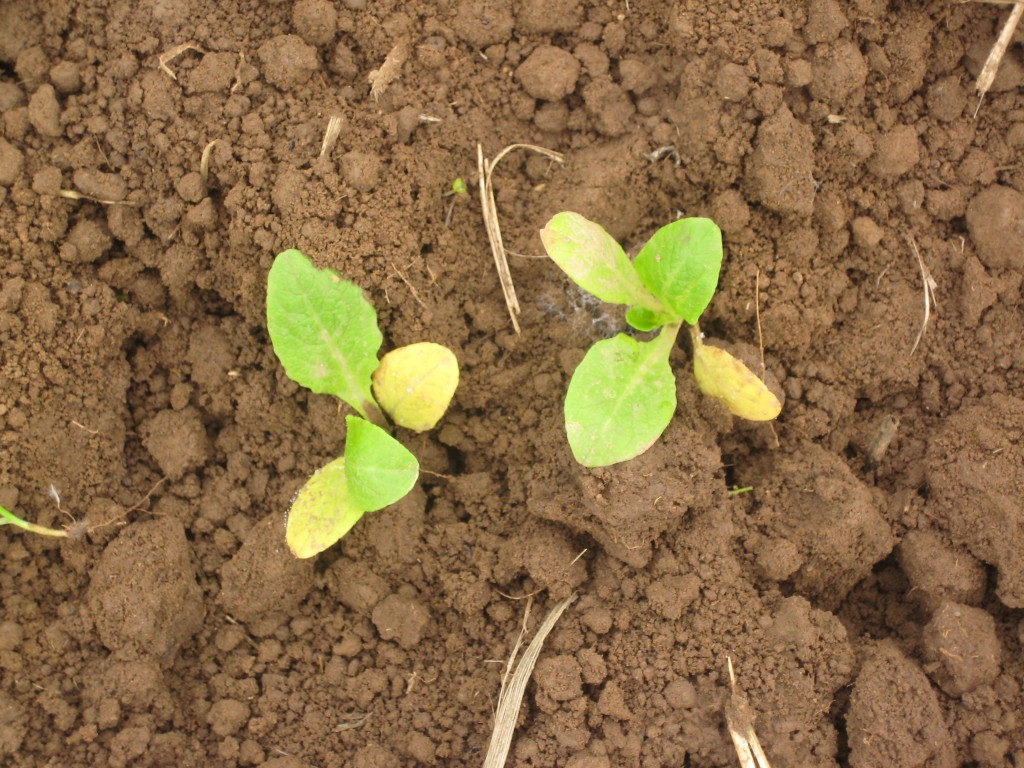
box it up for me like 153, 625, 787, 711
285, 456, 365, 558
564, 329, 678, 467
634, 218, 722, 324
625, 306, 674, 332
267, 249, 382, 419
344, 416, 419, 511
541, 212, 665, 312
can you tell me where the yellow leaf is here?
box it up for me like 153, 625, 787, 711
372, 342, 459, 432
285, 456, 364, 558
693, 343, 781, 421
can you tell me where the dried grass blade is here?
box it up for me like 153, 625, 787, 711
725, 657, 772, 768
158, 42, 202, 81
477, 143, 565, 334
974, 2, 1024, 114
320, 116, 343, 159
907, 235, 937, 355
482, 593, 577, 768
369, 38, 411, 101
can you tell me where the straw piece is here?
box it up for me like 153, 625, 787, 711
477, 143, 565, 333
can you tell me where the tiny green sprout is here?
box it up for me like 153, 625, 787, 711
267, 249, 459, 558
1, 503, 70, 538
540, 212, 781, 467
444, 177, 468, 228
728, 485, 754, 497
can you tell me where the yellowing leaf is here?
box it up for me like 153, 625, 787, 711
372, 342, 459, 432
693, 343, 781, 421
285, 456, 365, 558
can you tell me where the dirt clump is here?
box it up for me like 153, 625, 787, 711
846, 644, 956, 768
868, 124, 921, 178
922, 600, 1002, 697
740, 440, 893, 611
218, 514, 314, 632
257, 35, 320, 90
140, 406, 210, 481
516, 45, 581, 102
926, 394, 1024, 608
898, 531, 987, 613
87, 517, 204, 663
371, 591, 432, 649
965, 185, 1024, 270
746, 106, 816, 217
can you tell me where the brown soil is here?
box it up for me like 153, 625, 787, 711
2, 1, 1023, 766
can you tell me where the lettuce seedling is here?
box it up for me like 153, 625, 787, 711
1, 503, 71, 538
540, 212, 780, 467
267, 249, 458, 558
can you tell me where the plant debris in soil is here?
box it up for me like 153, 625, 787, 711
1, 1, 1024, 767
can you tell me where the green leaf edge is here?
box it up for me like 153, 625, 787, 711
266, 248, 383, 420
344, 415, 419, 511
541, 212, 666, 313
633, 218, 723, 325
564, 326, 679, 467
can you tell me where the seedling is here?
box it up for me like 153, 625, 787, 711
540, 212, 780, 467
267, 249, 458, 558
446, 177, 468, 197
444, 177, 468, 228
1, 503, 70, 538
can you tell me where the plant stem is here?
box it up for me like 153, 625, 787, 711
654, 321, 683, 358
687, 322, 705, 350
0, 504, 68, 538
361, 399, 390, 431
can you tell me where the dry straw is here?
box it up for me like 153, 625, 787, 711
369, 38, 411, 101
477, 143, 565, 333
966, 0, 1024, 113
482, 593, 577, 768
725, 656, 772, 768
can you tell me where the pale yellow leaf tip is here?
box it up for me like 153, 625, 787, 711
372, 342, 459, 432
285, 457, 363, 558
693, 343, 781, 422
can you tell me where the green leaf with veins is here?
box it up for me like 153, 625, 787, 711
634, 218, 722, 325
284, 417, 420, 558
541, 212, 666, 313
563, 325, 679, 467
344, 416, 419, 511
266, 249, 382, 420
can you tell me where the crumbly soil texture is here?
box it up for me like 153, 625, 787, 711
2, 1, 1024, 766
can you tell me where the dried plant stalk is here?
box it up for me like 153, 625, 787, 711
319, 116, 343, 159
477, 143, 565, 333
907, 235, 937, 356
158, 42, 202, 81
369, 38, 411, 101
974, 2, 1024, 109
725, 657, 772, 768
200, 139, 218, 188
482, 594, 577, 768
